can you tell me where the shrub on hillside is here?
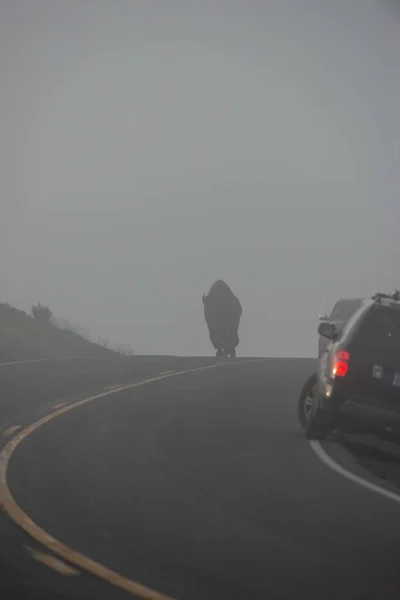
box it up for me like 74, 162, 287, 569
31, 303, 53, 323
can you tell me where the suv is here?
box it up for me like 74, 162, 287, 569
318, 297, 362, 357
305, 291, 400, 440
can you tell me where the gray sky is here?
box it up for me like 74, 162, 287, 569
1, 0, 399, 356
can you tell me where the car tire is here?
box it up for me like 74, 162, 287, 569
298, 373, 317, 429
305, 389, 336, 441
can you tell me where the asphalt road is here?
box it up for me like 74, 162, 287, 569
2, 356, 400, 599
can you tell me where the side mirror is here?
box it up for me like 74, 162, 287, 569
319, 313, 328, 321
318, 321, 338, 340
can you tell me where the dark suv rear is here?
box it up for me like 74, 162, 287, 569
306, 291, 400, 440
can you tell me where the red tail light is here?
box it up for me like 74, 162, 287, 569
331, 350, 350, 378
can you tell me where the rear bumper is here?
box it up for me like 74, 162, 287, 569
333, 390, 400, 430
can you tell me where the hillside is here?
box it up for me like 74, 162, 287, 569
0, 303, 118, 363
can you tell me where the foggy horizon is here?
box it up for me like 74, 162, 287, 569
2, 0, 399, 357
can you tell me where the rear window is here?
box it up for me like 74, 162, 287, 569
352, 306, 400, 352
330, 300, 360, 321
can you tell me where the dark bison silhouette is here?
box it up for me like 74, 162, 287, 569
202, 280, 242, 357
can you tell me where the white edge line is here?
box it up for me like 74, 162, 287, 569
309, 440, 400, 506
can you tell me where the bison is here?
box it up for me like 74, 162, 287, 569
202, 280, 242, 358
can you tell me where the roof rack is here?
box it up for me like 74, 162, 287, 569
372, 290, 400, 303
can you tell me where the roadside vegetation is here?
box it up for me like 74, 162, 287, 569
0, 303, 134, 363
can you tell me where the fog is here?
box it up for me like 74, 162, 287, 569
1, 0, 399, 356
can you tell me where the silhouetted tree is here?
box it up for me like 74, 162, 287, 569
31, 303, 53, 323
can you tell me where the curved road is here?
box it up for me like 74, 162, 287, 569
1, 357, 400, 599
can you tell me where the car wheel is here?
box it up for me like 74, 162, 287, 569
305, 389, 336, 441
298, 374, 317, 428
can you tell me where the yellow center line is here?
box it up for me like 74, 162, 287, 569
52, 402, 67, 410
0, 359, 264, 599
26, 546, 80, 576
104, 384, 123, 391
3, 425, 21, 437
